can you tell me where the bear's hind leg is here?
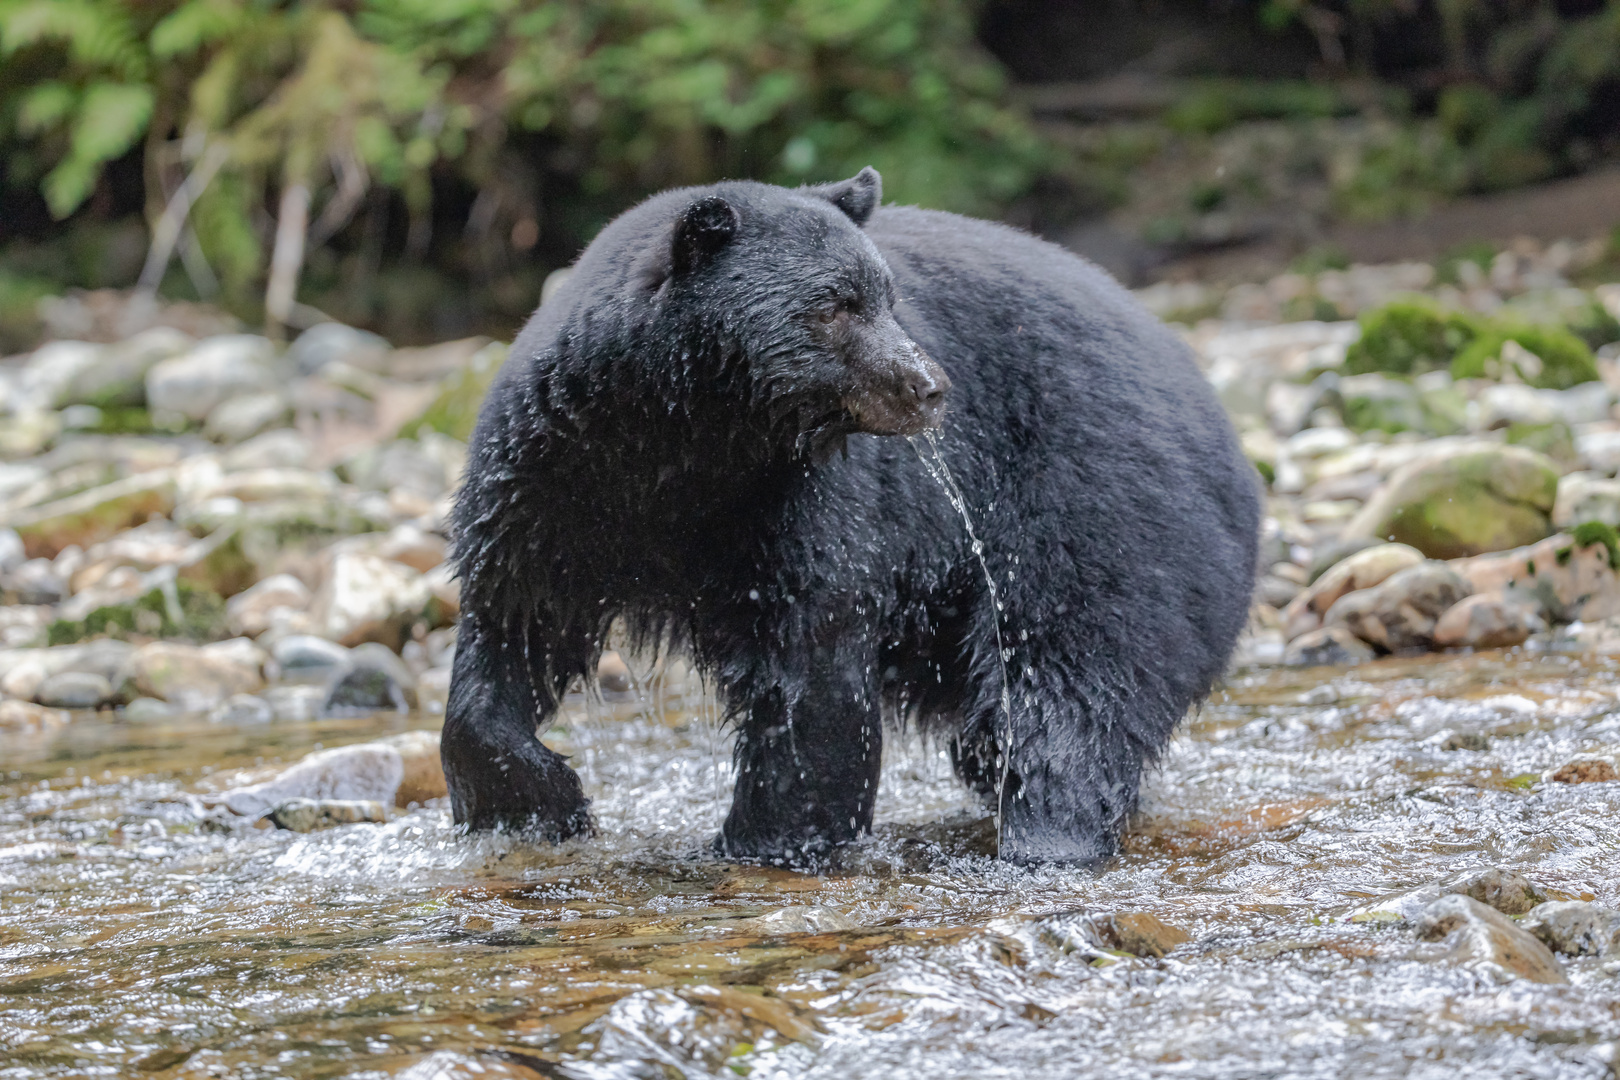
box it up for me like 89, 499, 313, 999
441, 613, 591, 838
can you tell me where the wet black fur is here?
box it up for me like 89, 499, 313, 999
442, 169, 1261, 865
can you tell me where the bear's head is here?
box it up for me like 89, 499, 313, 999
639, 168, 950, 451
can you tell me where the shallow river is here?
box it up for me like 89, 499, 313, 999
5, 650, 1620, 1079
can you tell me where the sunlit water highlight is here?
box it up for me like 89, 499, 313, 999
4, 652, 1620, 1077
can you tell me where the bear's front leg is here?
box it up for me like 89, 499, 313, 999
718, 632, 883, 866
441, 611, 591, 838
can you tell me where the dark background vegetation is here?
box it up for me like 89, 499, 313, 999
1, 0, 1617, 346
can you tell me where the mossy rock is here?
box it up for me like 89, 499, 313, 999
398, 341, 508, 442
1337, 374, 1465, 436
47, 580, 227, 645
1344, 298, 1482, 378
1451, 322, 1599, 389
1504, 420, 1576, 465
1344, 443, 1559, 559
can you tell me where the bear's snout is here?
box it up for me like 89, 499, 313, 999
845, 329, 951, 436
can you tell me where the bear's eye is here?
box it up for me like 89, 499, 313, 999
817, 298, 856, 324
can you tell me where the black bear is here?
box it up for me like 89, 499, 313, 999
442, 168, 1259, 865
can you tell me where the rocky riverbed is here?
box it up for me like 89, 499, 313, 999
5, 237, 1620, 1077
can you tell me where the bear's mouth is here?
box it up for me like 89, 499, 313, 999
842, 392, 945, 437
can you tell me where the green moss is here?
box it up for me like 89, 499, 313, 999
1253, 459, 1276, 485
1451, 322, 1598, 389
1348, 297, 1602, 389
1504, 420, 1576, 464
1344, 298, 1483, 377
1571, 521, 1620, 570
47, 580, 227, 645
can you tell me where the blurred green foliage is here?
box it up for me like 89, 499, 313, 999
0, 0, 1044, 315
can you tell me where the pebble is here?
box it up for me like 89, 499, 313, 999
744, 906, 860, 934
267, 798, 388, 832
323, 642, 416, 715
222, 741, 407, 816
262, 685, 327, 723
145, 335, 277, 421
1414, 894, 1567, 984
122, 696, 178, 722
269, 635, 351, 684
598, 651, 633, 694
1283, 626, 1376, 667
35, 671, 114, 709
204, 391, 290, 443
2, 559, 66, 605
288, 323, 390, 375
1282, 543, 1423, 640
208, 693, 273, 724
123, 639, 266, 713
1431, 592, 1546, 648
309, 552, 432, 649
1521, 901, 1620, 958
1324, 562, 1472, 651
225, 574, 313, 638
1089, 911, 1191, 958
380, 730, 448, 805
1547, 758, 1618, 784
0, 699, 69, 732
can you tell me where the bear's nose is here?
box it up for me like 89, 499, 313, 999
906, 358, 950, 425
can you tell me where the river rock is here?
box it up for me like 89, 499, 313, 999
1282, 543, 1425, 639
0, 605, 50, 648
1449, 867, 1546, 916
267, 798, 388, 832
598, 651, 633, 693
1090, 911, 1191, 958
221, 429, 313, 472
3, 558, 65, 605
745, 906, 860, 934
0, 699, 68, 732
1324, 562, 1472, 651
1342, 443, 1558, 559
1452, 532, 1620, 622
308, 552, 431, 648
1478, 384, 1563, 429
222, 742, 406, 816
323, 642, 416, 715
34, 671, 114, 709
10, 471, 178, 559
371, 524, 447, 574
1577, 428, 1620, 475
208, 693, 273, 724
342, 440, 448, 498
1431, 592, 1546, 649
288, 322, 391, 375
62, 326, 191, 407
122, 639, 266, 712
1414, 894, 1567, 984
1554, 473, 1620, 528
261, 685, 326, 722
1547, 757, 1617, 784
226, 574, 312, 638
381, 730, 447, 804
0, 640, 133, 700
0, 410, 60, 458
122, 696, 177, 722
0, 529, 23, 574
1522, 901, 1620, 958
269, 634, 351, 684
204, 391, 291, 443
1283, 626, 1377, 666
146, 335, 278, 422
20, 340, 104, 409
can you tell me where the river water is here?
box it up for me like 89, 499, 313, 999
4, 649, 1620, 1079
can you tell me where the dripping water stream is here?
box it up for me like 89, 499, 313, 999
910, 430, 1016, 856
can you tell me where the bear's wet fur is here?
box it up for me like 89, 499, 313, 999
442, 168, 1260, 865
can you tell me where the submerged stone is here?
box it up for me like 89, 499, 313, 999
267, 798, 387, 832
1522, 901, 1620, 958
1414, 894, 1567, 984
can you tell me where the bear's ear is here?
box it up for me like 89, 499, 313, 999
807, 167, 882, 227
671, 195, 740, 276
